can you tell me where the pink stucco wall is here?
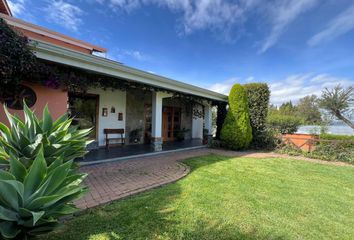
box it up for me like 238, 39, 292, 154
0, 83, 68, 126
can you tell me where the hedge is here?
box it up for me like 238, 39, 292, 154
320, 133, 354, 141
277, 133, 354, 164
220, 84, 252, 149
243, 83, 270, 148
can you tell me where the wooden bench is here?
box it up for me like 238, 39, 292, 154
104, 128, 125, 149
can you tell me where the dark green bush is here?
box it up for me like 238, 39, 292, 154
215, 102, 227, 140
311, 134, 354, 163
276, 133, 354, 164
220, 84, 252, 150
267, 114, 302, 134
243, 83, 270, 148
0, 18, 38, 93
320, 134, 354, 141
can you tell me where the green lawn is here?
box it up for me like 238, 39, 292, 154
43, 155, 354, 240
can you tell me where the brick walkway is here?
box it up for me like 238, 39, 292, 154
75, 148, 353, 209
75, 148, 213, 209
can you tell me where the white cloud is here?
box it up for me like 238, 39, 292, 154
308, 4, 354, 46
109, 0, 141, 12
269, 73, 353, 105
123, 50, 149, 61
208, 74, 353, 105
259, 0, 319, 53
96, 0, 324, 51
109, 48, 150, 61
44, 0, 84, 32
8, 0, 25, 15
99, 0, 249, 36
209, 77, 239, 95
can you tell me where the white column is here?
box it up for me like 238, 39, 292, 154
151, 91, 172, 151
204, 104, 212, 135
192, 104, 203, 139
151, 91, 163, 139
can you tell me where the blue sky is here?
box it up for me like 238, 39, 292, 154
8, 0, 354, 104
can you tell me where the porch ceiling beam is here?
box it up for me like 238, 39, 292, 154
30, 41, 228, 102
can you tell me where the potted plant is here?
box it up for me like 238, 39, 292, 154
129, 128, 142, 143
203, 128, 209, 144
175, 128, 190, 141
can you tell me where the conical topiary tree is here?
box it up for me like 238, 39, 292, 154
220, 84, 252, 150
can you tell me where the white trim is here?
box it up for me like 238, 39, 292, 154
31, 41, 228, 102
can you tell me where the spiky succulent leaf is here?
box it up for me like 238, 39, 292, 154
0, 149, 87, 239
0, 103, 89, 239
0, 102, 91, 167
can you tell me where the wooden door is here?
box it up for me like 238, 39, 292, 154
162, 107, 181, 141
68, 93, 99, 141
163, 107, 173, 141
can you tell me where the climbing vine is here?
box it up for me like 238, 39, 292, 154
0, 18, 39, 95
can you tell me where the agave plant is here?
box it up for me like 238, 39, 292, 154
0, 147, 87, 239
0, 103, 92, 167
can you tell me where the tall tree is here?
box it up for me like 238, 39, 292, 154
318, 85, 354, 129
279, 101, 297, 116
296, 95, 322, 124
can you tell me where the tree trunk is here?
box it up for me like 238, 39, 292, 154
335, 111, 354, 130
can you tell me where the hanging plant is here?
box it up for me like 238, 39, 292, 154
192, 102, 205, 119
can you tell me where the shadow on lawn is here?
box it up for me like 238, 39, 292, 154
43, 154, 286, 240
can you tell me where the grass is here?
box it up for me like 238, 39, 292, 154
42, 155, 354, 240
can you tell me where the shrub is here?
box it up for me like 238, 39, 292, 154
208, 139, 224, 149
243, 83, 270, 148
0, 104, 92, 167
311, 134, 354, 163
267, 114, 302, 134
0, 104, 90, 239
319, 133, 354, 141
220, 84, 252, 150
215, 102, 227, 140
0, 18, 38, 93
0, 148, 87, 239
276, 133, 354, 164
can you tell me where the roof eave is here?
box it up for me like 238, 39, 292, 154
1, 13, 106, 53
31, 41, 228, 102
1, 0, 12, 16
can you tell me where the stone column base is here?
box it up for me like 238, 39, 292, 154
151, 137, 163, 152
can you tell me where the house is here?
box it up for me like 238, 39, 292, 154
0, 0, 227, 156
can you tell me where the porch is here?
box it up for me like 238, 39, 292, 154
69, 86, 214, 154
80, 139, 205, 165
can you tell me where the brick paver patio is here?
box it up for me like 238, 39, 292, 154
75, 148, 212, 209
75, 148, 353, 209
